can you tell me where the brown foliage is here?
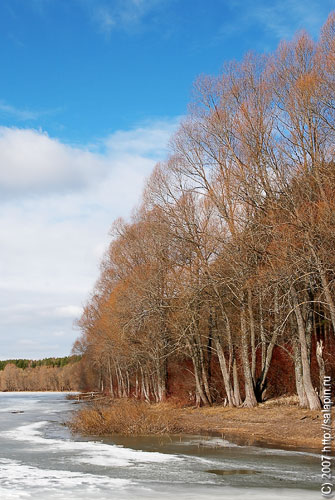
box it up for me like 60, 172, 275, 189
0, 361, 83, 392
72, 12, 335, 412
68, 399, 184, 436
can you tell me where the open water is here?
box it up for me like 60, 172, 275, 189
0, 392, 321, 499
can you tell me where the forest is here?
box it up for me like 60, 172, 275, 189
73, 14, 335, 411
0, 356, 81, 371
0, 356, 82, 391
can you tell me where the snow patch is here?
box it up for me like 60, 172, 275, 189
3, 421, 181, 467
0, 458, 130, 499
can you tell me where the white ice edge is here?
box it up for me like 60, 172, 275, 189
0, 458, 319, 500
3, 421, 182, 467
0, 458, 131, 491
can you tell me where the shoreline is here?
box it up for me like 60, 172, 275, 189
174, 405, 323, 452
69, 397, 327, 452
187, 421, 320, 454
0, 391, 80, 394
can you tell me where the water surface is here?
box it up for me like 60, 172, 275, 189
0, 392, 320, 499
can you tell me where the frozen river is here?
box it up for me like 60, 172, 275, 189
0, 392, 320, 499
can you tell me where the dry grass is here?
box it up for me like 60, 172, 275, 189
260, 395, 300, 407
68, 399, 184, 436
67, 395, 324, 449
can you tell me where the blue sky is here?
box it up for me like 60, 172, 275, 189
0, 0, 334, 359
1, 0, 334, 143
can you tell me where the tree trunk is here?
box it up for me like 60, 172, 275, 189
256, 331, 277, 402
320, 268, 335, 334
140, 366, 150, 402
232, 355, 242, 406
291, 287, 321, 410
213, 335, 235, 406
259, 294, 266, 370
197, 331, 212, 405
310, 246, 335, 334
107, 358, 114, 397
240, 300, 258, 407
135, 372, 139, 398
248, 288, 256, 383
126, 370, 130, 397
186, 338, 211, 406
316, 340, 325, 400
293, 339, 308, 408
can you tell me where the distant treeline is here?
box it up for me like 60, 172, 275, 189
0, 355, 81, 371
0, 356, 83, 392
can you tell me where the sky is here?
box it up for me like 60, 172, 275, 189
0, 0, 334, 360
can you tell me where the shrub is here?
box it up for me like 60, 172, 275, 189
68, 399, 183, 436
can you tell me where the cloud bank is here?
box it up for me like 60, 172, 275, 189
0, 117, 179, 359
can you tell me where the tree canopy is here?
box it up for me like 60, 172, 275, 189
73, 13, 335, 410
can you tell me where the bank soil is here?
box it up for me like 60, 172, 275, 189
176, 405, 323, 451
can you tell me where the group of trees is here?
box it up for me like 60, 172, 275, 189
74, 14, 335, 410
0, 356, 81, 371
0, 357, 82, 391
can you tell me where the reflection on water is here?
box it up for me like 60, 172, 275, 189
0, 392, 320, 499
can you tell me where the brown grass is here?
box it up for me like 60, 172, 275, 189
68, 399, 184, 436
68, 396, 327, 450
260, 395, 300, 407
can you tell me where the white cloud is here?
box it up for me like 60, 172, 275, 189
52, 330, 67, 338
0, 127, 106, 195
0, 119, 178, 197
218, 0, 333, 45
0, 102, 38, 121
105, 119, 176, 156
0, 101, 60, 122
0, 117, 180, 359
95, 6, 115, 35
85, 0, 167, 36
248, 0, 330, 39
54, 306, 83, 318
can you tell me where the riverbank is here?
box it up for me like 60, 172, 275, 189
175, 404, 322, 451
69, 396, 325, 451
